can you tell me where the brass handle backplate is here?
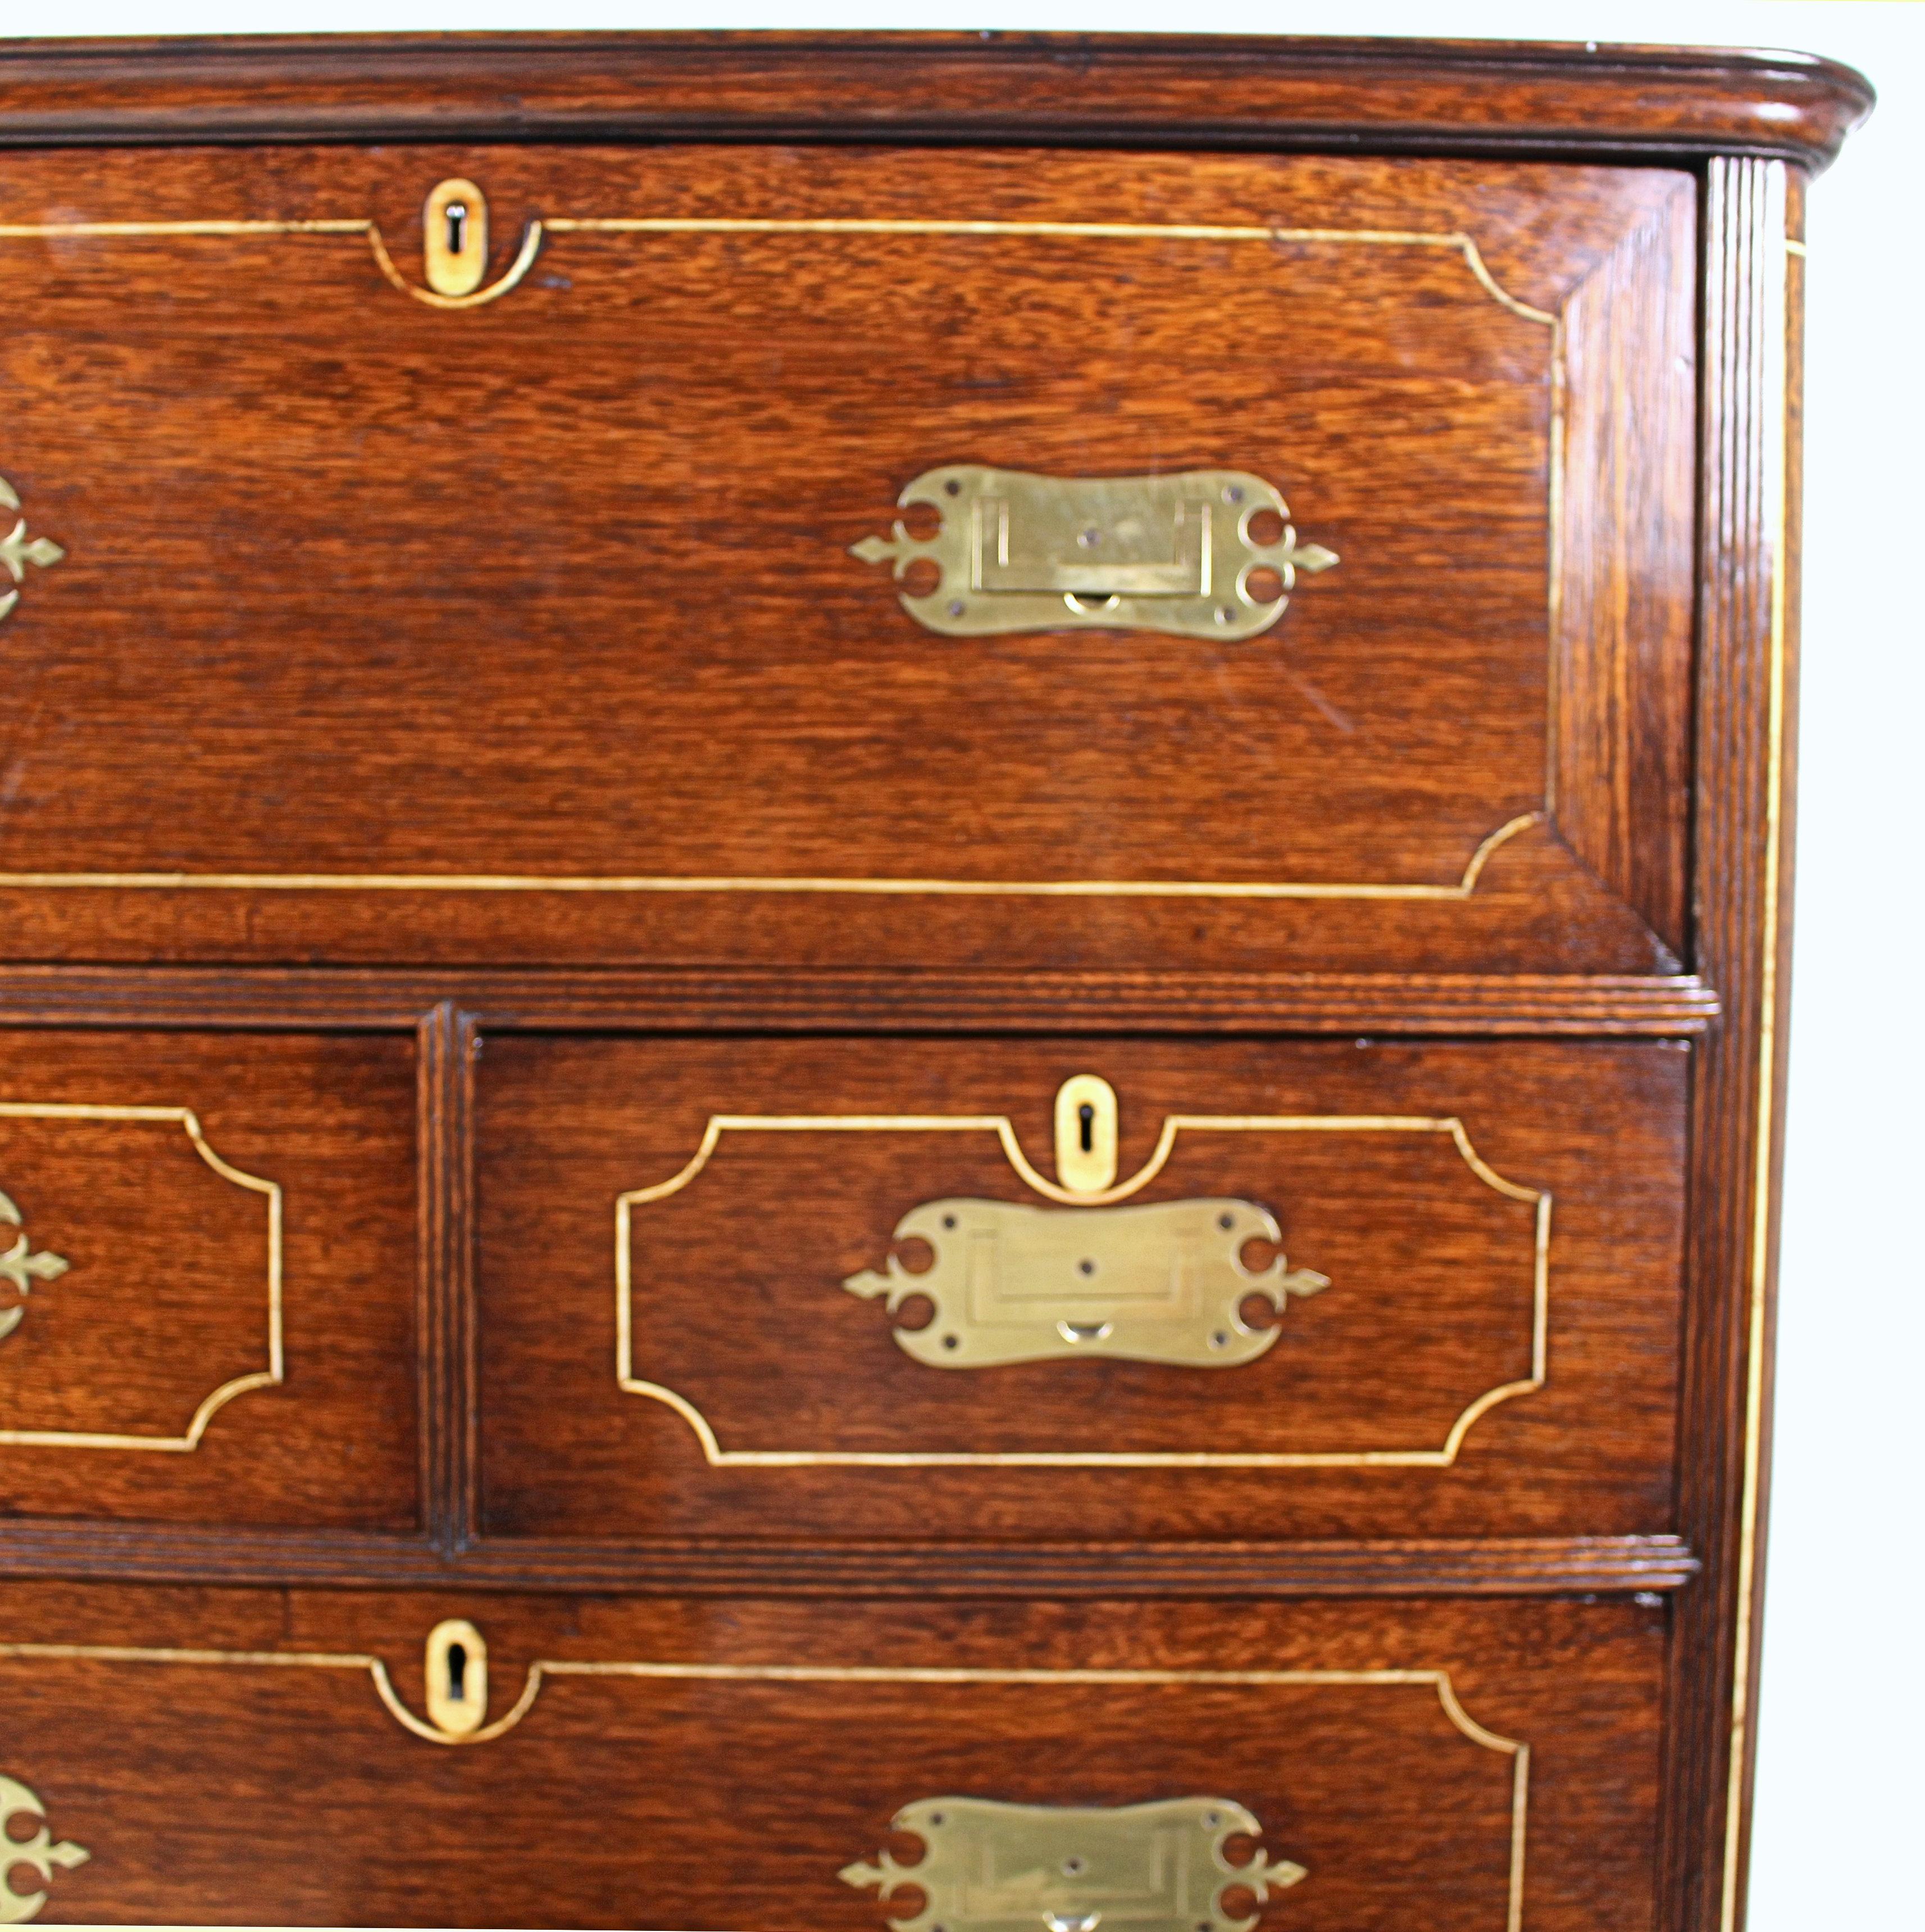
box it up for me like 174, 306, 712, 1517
0, 476, 65, 630
843, 1072, 1329, 1371
852, 466, 1336, 640
0, 1188, 69, 1347
844, 1196, 1328, 1369
0, 1775, 89, 1926
841, 1795, 1305, 1932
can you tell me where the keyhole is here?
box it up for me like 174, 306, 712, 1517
422, 178, 488, 298
1054, 1074, 1118, 1196
425, 1617, 488, 1736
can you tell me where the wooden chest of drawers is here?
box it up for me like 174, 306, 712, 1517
0, 31, 1871, 1932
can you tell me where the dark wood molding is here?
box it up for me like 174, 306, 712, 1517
0, 967, 1720, 1036
0, 1520, 1698, 1597
0, 32, 1873, 170
1660, 154, 1797, 1932
415, 1002, 478, 1554
445, 1533, 1705, 1599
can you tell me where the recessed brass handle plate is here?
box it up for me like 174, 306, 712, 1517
852, 466, 1336, 640
0, 1188, 69, 1347
0, 475, 65, 629
844, 1197, 1329, 1369
0, 1775, 89, 1925
841, 1795, 1305, 1932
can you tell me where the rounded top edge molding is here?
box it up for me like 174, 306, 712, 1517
0, 30, 1876, 173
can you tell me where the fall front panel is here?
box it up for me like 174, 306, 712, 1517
0, 144, 1690, 970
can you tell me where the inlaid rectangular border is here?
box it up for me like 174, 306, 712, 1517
0, 1641, 1530, 1932
617, 1110, 1550, 1469
0, 1103, 281, 1452
0, 210, 1556, 902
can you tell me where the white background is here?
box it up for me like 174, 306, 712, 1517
8, 3, 1921, 1926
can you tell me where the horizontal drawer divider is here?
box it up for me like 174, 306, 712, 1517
0, 967, 1720, 1035
0, 1524, 1698, 1595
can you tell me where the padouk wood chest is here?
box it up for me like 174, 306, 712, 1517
0, 31, 1871, 1932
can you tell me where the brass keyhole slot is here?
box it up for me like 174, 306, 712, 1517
425, 1617, 489, 1736
1054, 1075, 1118, 1195
422, 178, 489, 298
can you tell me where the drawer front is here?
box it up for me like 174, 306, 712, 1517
476, 1035, 1686, 1544
0, 143, 1691, 972
0, 1031, 417, 1528
0, 1584, 1662, 1930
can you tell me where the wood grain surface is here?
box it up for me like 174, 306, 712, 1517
0, 966, 1721, 1035
0, 1582, 1664, 1932
476, 1035, 1686, 1544
0, 1518, 1699, 1599
0, 1031, 418, 1528
0, 32, 1854, 1931
0, 144, 1690, 971
1552, 172, 1699, 956
1660, 157, 1803, 1932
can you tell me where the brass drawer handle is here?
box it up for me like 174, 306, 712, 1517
0, 475, 65, 630
844, 1197, 1328, 1370
0, 1776, 89, 1926
853, 465, 1336, 640
841, 1796, 1304, 1932
0, 1189, 70, 1347
844, 1072, 1327, 1370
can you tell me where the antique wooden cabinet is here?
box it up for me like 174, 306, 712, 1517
0, 31, 1871, 1932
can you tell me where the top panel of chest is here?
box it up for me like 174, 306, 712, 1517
0, 33, 1869, 974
